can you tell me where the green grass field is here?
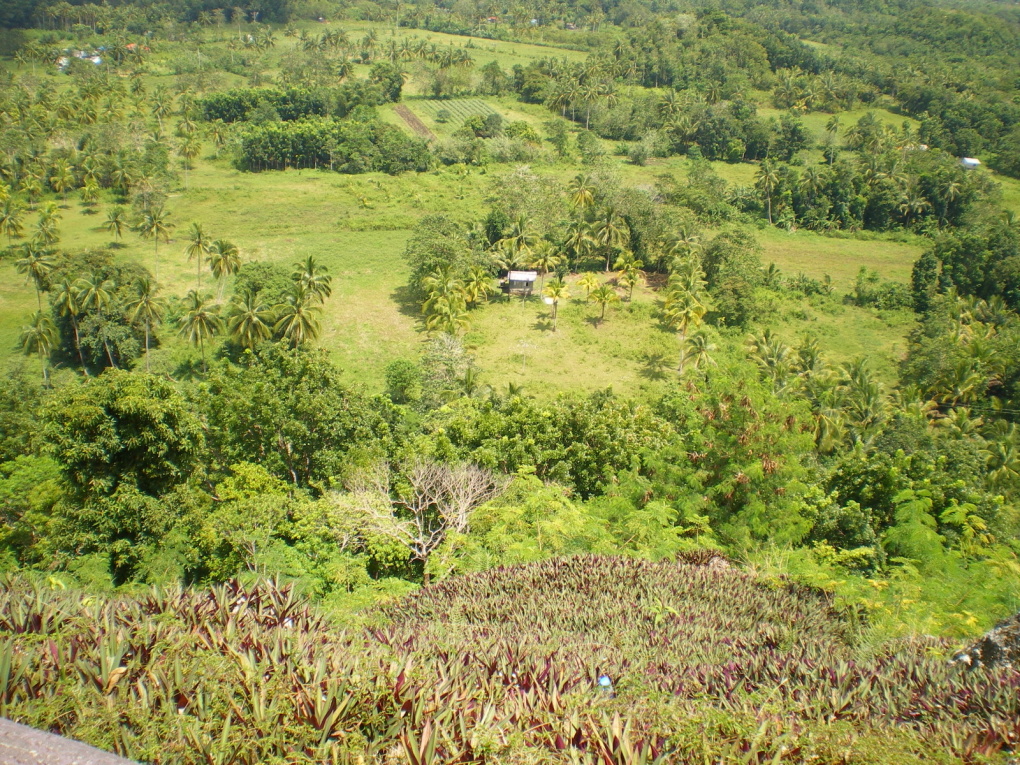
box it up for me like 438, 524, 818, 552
0, 131, 925, 395
0, 25, 938, 395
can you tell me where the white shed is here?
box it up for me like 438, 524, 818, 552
504, 270, 538, 295
960, 157, 981, 169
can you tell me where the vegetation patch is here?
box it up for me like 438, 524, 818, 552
3, 562, 1019, 764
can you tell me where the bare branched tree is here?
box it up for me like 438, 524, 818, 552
352, 460, 508, 582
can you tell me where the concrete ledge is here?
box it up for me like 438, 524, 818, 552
0, 718, 134, 765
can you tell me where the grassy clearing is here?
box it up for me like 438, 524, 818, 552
996, 173, 1020, 215
398, 95, 553, 140
0, 28, 930, 395
0, 137, 923, 393
756, 227, 923, 287
757, 105, 917, 145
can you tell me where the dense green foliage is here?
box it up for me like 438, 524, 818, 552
2, 0, 1020, 759
237, 116, 432, 173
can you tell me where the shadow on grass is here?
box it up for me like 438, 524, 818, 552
390, 284, 422, 319
532, 315, 553, 332
639, 352, 673, 380
172, 357, 205, 381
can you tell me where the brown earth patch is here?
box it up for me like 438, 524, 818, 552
394, 104, 435, 140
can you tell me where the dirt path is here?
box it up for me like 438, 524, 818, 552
394, 104, 436, 141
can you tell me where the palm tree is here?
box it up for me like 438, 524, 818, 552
108, 158, 134, 196
984, 438, 1020, 490
151, 86, 174, 133
179, 134, 202, 189
185, 222, 213, 291
422, 265, 469, 330
20, 311, 57, 385
49, 160, 75, 204
292, 255, 332, 302
274, 284, 321, 348
34, 202, 60, 245
0, 198, 24, 245
938, 175, 962, 225
125, 277, 166, 372
52, 277, 88, 374
590, 284, 620, 323
227, 289, 274, 350
683, 330, 716, 372
102, 206, 128, 242
209, 239, 241, 299
563, 218, 594, 267
620, 263, 641, 301
464, 265, 496, 307
76, 274, 116, 368
529, 243, 562, 289
207, 119, 229, 157
179, 290, 222, 372
591, 207, 628, 271
577, 272, 600, 300
134, 205, 173, 280
748, 329, 793, 392
497, 214, 538, 268
16, 243, 55, 309
568, 174, 596, 210
898, 186, 931, 226
664, 225, 701, 263
542, 279, 570, 331
663, 285, 706, 366
424, 298, 470, 335
80, 179, 100, 207
755, 159, 780, 225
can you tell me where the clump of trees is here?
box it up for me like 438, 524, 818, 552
237, 118, 431, 173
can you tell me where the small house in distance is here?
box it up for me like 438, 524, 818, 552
503, 271, 538, 296
961, 157, 982, 169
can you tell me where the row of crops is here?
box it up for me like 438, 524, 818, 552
1, 556, 1018, 763
413, 98, 498, 121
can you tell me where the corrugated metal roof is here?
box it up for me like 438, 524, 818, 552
507, 271, 538, 281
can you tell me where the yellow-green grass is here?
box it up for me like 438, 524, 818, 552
394, 96, 557, 140
0, 139, 924, 392
756, 105, 917, 145
0, 151, 495, 388
467, 275, 676, 399
756, 227, 923, 288
768, 296, 915, 385
0, 52, 925, 397
331, 21, 589, 69
995, 173, 1020, 215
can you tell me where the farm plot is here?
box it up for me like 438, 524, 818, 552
413, 98, 497, 121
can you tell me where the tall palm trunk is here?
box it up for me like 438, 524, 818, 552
98, 310, 116, 369
70, 316, 89, 375
144, 319, 151, 373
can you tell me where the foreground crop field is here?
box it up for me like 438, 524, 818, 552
2, 558, 1017, 764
